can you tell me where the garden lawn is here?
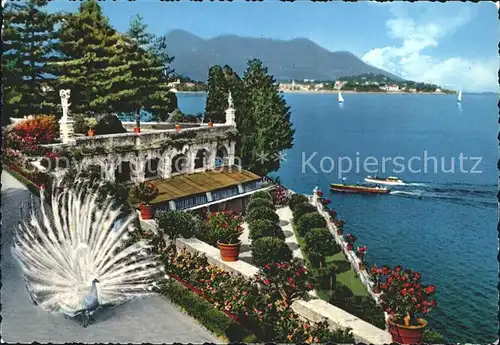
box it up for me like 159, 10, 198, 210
292, 221, 369, 298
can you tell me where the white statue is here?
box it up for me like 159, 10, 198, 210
225, 91, 236, 126
59, 89, 71, 120
228, 91, 234, 109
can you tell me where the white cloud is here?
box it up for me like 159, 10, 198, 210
362, 4, 498, 92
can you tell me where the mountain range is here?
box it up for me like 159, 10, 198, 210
165, 29, 401, 82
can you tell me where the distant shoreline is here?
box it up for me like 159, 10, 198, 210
280, 89, 452, 95
175, 90, 454, 96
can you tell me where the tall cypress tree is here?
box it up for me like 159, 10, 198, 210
2, 0, 60, 124
222, 65, 254, 168
242, 59, 295, 176
204, 65, 227, 123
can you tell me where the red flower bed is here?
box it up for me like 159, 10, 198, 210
159, 246, 353, 343
12, 115, 58, 145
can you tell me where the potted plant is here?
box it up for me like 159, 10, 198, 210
86, 118, 97, 136
377, 265, 437, 344
208, 211, 244, 262
208, 119, 213, 127
344, 233, 357, 251
328, 209, 337, 219
320, 197, 331, 206
175, 124, 181, 132
132, 182, 158, 220
356, 246, 368, 270
315, 189, 323, 198
370, 265, 387, 294
134, 127, 141, 134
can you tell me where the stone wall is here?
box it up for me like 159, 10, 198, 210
53, 125, 239, 183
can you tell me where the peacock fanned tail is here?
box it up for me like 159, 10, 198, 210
11, 178, 166, 316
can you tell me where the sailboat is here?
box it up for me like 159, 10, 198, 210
457, 90, 462, 103
338, 91, 344, 103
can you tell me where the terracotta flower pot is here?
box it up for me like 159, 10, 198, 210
134, 127, 141, 133
388, 317, 427, 344
337, 229, 343, 236
373, 285, 381, 294
139, 204, 154, 220
88, 129, 95, 136
358, 262, 365, 271
347, 243, 354, 251
208, 122, 213, 127
175, 124, 181, 132
217, 241, 241, 262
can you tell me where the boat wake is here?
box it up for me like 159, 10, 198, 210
390, 183, 497, 208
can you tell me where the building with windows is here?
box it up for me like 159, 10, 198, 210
51, 90, 272, 215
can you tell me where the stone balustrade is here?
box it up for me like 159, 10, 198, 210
310, 190, 390, 323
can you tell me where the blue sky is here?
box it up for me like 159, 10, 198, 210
46, 0, 499, 92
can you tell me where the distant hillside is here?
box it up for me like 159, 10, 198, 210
165, 29, 402, 82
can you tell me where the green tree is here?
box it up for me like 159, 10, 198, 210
126, 15, 177, 122
204, 65, 227, 123
55, 0, 130, 115
2, 0, 61, 124
242, 59, 295, 176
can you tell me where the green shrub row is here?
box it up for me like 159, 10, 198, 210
291, 198, 387, 331
159, 279, 258, 342
247, 191, 291, 267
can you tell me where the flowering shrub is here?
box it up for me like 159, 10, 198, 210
374, 265, 437, 326
356, 246, 368, 260
328, 209, 337, 219
320, 197, 331, 206
208, 211, 243, 244
273, 184, 289, 206
159, 246, 354, 343
12, 115, 58, 144
344, 233, 357, 244
258, 259, 313, 306
333, 219, 345, 228
132, 182, 158, 204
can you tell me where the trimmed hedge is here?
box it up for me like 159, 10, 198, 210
311, 263, 337, 290
250, 190, 273, 202
94, 114, 127, 135
329, 283, 386, 330
297, 212, 327, 237
304, 228, 340, 257
251, 237, 293, 267
156, 210, 196, 244
246, 198, 275, 213
159, 280, 258, 342
288, 194, 309, 212
245, 207, 279, 225
292, 202, 317, 222
248, 219, 285, 241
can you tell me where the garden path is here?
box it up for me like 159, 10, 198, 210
1, 171, 219, 343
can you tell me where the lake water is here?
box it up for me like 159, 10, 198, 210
177, 91, 499, 343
